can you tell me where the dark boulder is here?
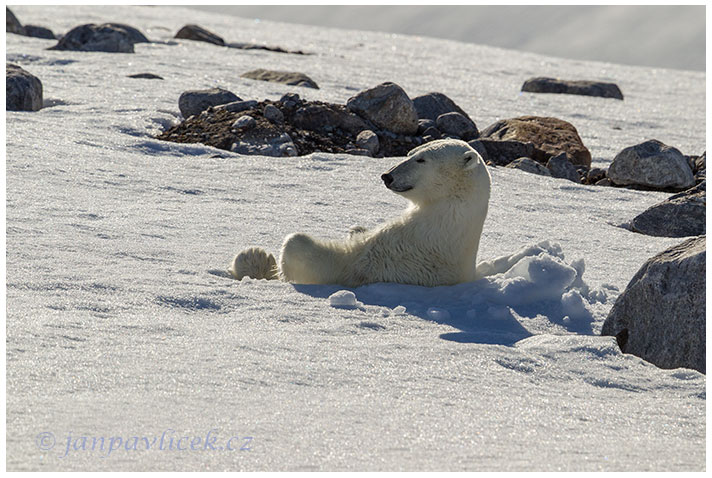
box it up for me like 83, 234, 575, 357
522, 77, 624, 100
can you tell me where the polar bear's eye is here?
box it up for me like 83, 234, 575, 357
416, 158, 426, 163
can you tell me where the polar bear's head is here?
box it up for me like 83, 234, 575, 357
381, 139, 491, 205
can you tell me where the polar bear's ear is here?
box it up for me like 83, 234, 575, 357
462, 151, 483, 170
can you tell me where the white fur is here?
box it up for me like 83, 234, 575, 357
230, 139, 491, 287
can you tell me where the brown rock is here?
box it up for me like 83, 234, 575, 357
481, 116, 591, 169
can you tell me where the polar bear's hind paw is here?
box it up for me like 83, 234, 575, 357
229, 247, 278, 280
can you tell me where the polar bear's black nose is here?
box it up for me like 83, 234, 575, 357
381, 173, 394, 187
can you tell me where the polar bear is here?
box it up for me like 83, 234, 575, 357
229, 138, 491, 287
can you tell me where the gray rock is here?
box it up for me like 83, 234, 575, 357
546, 152, 581, 182
468, 138, 536, 166
522, 77, 624, 100
241, 69, 318, 89
355, 130, 379, 155
586, 167, 607, 184
263, 104, 284, 124
505, 157, 551, 177
231, 132, 296, 157
595, 178, 612, 187
103, 23, 148, 43
608, 139, 695, 191
178, 88, 240, 118
292, 103, 368, 136
127, 73, 163, 80
23, 25, 56, 39
279, 93, 300, 109
232, 115, 256, 130
630, 181, 706, 237
601, 236, 706, 373
417, 119, 436, 134
48, 24, 134, 53
6, 64, 42, 111
6, 8, 25, 35
422, 126, 441, 139
436, 112, 478, 140
216, 100, 257, 113
412, 92, 473, 123
174, 24, 224, 46
693, 151, 706, 173
346, 82, 418, 136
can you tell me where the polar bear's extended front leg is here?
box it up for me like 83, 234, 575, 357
229, 247, 278, 280
279, 233, 346, 285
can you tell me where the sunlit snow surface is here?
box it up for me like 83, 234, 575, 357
6, 5, 705, 471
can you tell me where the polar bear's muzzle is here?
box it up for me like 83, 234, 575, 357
381, 172, 413, 192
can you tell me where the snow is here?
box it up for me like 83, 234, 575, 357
5, 5, 705, 472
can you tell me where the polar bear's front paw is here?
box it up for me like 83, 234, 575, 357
229, 247, 278, 280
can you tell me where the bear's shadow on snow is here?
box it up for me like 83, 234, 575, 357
292, 281, 592, 345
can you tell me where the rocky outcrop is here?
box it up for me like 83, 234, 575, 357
481, 116, 591, 169
48, 24, 136, 53
6, 64, 42, 111
346, 82, 418, 136
159, 91, 427, 158
178, 88, 240, 118
608, 139, 695, 191
629, 182, 706, 237
240, 69, 319, 89
174, 24, 224, 46
521, 77, 624, 100
601, 236, 706, 373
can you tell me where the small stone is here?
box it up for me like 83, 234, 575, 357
346, 82, 418, 135
355, 130, 379, 155
232, 115, 256, 130
546, 152, 581, 182
422, 126, 441, 139
23, 25, 56, 39
175, 24, 225, 46
417, 119, 436, 134
6, 64, 42, 111
505, 157, 551, 177
263, 104, 284, 124
595, 178, 612, 187
586, 167, 606, 184
436, 112, 479, 140
241, 69, 319, 89
127, 73, 163, 80
178, 88, 240, 118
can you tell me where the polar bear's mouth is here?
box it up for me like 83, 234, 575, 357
388, 185, 413, 193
